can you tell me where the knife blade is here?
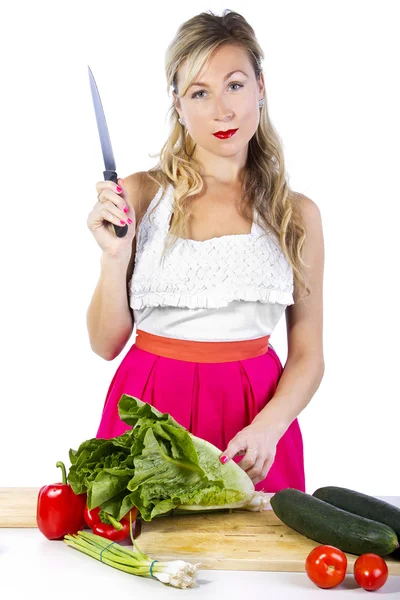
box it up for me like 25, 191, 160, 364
87, 65, 128, 238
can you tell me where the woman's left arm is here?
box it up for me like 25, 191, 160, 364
220, 195, 325, 484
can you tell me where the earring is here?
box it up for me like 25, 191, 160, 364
178, 117, 186, 126
259, 98, 264, 108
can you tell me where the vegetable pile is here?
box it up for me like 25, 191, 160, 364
271, 485, 400, 592
270, 488, 399, 557
67, 394, 271, 523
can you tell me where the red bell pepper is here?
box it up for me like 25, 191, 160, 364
84, 504, 138, 542
36, 461, 87, 540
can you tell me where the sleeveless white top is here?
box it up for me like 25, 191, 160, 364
128, 183, 294, 343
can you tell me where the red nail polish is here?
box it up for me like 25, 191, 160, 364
127, 218, 132, 224
220, 455, 229, 464
123, 206, 129, 213
120, 220, 126, 225
116, 186, 122, 192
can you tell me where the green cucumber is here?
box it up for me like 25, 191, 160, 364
270, 488, 399, 556
313, 485, 400, 537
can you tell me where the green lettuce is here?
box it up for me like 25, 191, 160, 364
67, 395, 263, 522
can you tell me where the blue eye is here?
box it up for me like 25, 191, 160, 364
231, 82, 244, 92
191, 82, 244, 99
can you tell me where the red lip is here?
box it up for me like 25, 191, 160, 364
213, 128, 238, 139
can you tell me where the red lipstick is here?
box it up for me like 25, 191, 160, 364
213, 128, 238, 139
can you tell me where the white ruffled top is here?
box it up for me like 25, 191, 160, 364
128, 183, 294, 343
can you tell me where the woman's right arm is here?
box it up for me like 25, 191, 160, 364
87, 252, 134, 361
86, 172, 147, 361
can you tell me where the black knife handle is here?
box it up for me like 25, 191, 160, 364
103, 169, 128, 238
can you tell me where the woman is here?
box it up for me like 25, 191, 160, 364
87, 9, 325, 493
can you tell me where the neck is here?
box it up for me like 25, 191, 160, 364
193, 147, 248, 186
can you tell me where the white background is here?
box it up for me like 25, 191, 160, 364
1, 0, 398, 495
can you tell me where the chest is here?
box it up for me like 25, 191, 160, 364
169, 186, 253, 242
130, 182, 295, 309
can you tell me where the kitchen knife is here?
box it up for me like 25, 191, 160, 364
87, 65, 128, 238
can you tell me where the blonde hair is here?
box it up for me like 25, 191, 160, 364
147, 9, 310, 300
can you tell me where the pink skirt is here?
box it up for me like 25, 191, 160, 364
96, 329, 306, 494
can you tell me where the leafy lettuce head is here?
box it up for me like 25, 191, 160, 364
68, 395, 256, 522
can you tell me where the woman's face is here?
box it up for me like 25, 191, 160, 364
173, 44, 264, 158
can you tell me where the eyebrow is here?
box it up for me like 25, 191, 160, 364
189, 70, 249, 89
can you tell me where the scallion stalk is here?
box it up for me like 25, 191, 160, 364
64, 511, 199, 588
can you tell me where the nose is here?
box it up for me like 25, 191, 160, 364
213, 96, 234, 123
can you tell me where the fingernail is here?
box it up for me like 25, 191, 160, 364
123, 206, 129, 213
116, 185, 122, 192
127, 218, 133, 224
220, 455, 229, 464
120, 220, 126, 225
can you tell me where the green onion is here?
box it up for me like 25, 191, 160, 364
64, 512, 199, 588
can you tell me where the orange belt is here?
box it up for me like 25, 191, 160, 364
135, 329, 270, 363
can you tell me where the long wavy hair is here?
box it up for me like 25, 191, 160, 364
146, 9, 310, 299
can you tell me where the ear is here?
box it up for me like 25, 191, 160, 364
172, 91, 181, 117
258, 71, 265, 99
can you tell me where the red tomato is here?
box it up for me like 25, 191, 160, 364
305, 545, 347, 589
354, 553, 388, 591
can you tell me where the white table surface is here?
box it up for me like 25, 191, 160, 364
2, 497, 400, 599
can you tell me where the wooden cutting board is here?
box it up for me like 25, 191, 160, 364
2, 487, 400, 574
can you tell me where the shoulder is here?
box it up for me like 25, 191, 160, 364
123, 171, 159, 205
288, 191, 324, 280
290, 190, 322, 231
123, 171, 164, 286
123, 171, 162, 224
292, 191, 324, 269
